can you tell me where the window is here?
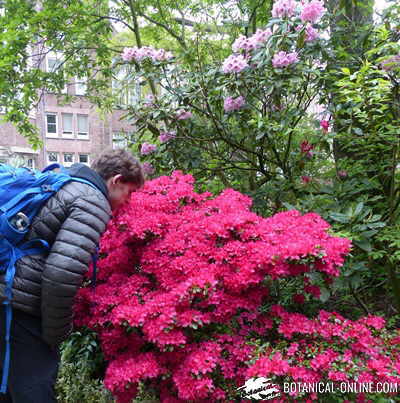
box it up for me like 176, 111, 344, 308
46, 52, 63, 72
47, 152, 59, 163
112, 67, 141, 107
75, 77, 87, 96
79, 154, 89, 166
46, 113, 58, 137
77, 114, 88, 138
61, 113, 73, 137
112, 132, 129, 149
63, 153, 74, 167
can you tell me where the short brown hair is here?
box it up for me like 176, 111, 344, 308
91, 148, 145, 187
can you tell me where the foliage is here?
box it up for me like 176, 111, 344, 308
0, 0, 113, 147
56, 330, 115, 403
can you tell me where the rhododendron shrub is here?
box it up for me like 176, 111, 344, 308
74, 171, 356, 402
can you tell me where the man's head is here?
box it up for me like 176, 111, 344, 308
91, 148, 145, 210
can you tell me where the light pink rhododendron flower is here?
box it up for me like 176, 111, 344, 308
224, 95, 245, 112
300, 0, 325, 23
176, 110, 193, 120
272, 0, 297, 18
272, 51, 299, 68
140, 142, 157, 155
222, 54, 249, 73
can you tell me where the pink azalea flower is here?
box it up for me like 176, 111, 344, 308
320, 119, 329, 132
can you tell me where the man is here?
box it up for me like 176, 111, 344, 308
0, 148, 144, 402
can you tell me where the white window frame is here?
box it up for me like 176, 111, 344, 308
78, 154, 90, 166
45, 113, 58, 138
63, 153, 74, 167
75, 77, 87, 96
47, 152, 59, 164
112, 132, 129, 149
77, 114, 89, 139
46, 52, 63, 73
61, 113, 74, 138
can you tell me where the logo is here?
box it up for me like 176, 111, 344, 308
237, 377, 280, 400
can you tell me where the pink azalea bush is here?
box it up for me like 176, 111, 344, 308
246, 306, 400, 401
71, 172, 400, 402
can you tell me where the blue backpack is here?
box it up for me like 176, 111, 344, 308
0, 162, 100, 393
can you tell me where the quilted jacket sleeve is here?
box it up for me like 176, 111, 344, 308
41, 189, 111, 347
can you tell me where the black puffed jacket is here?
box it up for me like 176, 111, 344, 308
0, 164, 111, 347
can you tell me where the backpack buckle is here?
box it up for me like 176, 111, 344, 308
41, 184, 53, 192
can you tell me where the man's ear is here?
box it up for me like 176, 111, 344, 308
112, 174, 124, 185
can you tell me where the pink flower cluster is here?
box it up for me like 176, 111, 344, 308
246, 306, 400, 400
176, 110, 193, 120
272, 0, 297, 18
140, 142, 157, 155
232, 28, 272, 52
73, 172, 354, 402
300, 0, 325, 23
222, 54, 249, 73
159, 131, 176, 143
272, 50, 299, 68
223, 95, 245, 112
121, 46, 173, 63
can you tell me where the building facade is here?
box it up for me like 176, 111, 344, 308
0, 53, 135, 170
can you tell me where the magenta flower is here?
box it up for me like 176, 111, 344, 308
141, 142, 157, 155
300, 140, 313, 153
222, 54, 249, 73
338, 170, 347, 178
301, 175, 311, 184
272, 51, 299, 68
300, 1, 325, 23
320, 120, 329, 132
272, 0, 297, 18
224, 95, 245, 112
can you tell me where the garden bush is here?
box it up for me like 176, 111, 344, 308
72, 171, 400, 402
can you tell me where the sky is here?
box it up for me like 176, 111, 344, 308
375, 0, 390, 12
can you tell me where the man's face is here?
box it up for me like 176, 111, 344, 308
106, 174, 139, 211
